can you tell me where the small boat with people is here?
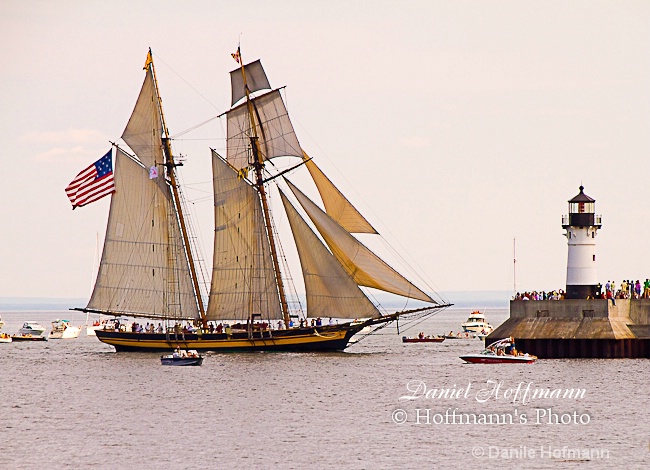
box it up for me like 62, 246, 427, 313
461, 310, 493, 335
444, 330, 477, 340
460, 337, 537, 364
0, 332, 12, 343
402, 333, 445, 343
12, 333, 47, 342
161, 349, 204, 366
48, 319, 82, 339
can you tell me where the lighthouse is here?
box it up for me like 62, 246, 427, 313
562, 185, 602, 299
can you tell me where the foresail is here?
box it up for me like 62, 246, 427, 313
87, 149, 200, 319
226, 90, 302, 171
121, 69, 163, 170
206, 150, 282, 321
303, 152, 377, 234
230, 60, 271, 106
280, 190, 381, 319
285, 179, 436, 304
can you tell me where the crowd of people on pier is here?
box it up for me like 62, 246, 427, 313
512, 279, 650, 302
600, 279, 650, 304
512, 290, 565, 301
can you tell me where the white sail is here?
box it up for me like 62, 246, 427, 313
229, 60, 271, 106
280, 190, 381, 319
285, 179, 436, 303
303, 152, 377, 234
206, 150, 283, 321
87, 149, 200, 319
121, 69, 163, 171
226, 89, 302, 171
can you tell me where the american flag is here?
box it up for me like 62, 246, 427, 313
65, 149, 116, 209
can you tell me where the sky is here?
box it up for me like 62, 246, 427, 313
2, 0, 649, 300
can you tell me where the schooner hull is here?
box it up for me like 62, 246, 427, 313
94, 325, 362, 352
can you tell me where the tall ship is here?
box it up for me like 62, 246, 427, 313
72, 49, 451, 352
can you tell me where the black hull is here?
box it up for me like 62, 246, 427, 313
95, 324, 362, 353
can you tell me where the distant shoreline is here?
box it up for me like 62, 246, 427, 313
0, 291, 512, 311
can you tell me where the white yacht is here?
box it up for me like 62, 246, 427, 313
48, 319, 82, 339
0, 315, 4, 330
461, 311, 494, 335
18, 321, 46, 337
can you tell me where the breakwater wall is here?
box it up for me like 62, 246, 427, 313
487, 299, 650, 358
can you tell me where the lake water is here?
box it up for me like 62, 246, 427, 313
0, 307, 648, 469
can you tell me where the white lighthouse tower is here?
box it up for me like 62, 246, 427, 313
562, 185, 602, 299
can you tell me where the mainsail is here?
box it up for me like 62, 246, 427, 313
206, 150, 282, 321
87, 149, 199, 319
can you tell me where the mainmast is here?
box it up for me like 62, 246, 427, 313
146, 49, 208, 329
237, 49, 291, 327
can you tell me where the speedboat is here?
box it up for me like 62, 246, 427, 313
161, 349, 204, 366
0, 332, 12, 343
402, 335, 445, 343
461, 310, 493, 334
17, 321, 46, 337
460, 337, 537, 364
48, 319, 82, 339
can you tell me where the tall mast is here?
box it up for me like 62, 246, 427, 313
147, 49, 208, 329
237, 48, 291, 326
513, 237, 517, 294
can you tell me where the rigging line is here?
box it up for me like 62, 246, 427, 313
151, 51, 220, 111
351, 307, 448, 345
171, 114, 220, 139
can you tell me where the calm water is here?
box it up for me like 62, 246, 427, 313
0, 308, 648, 469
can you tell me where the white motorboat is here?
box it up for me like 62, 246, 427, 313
18, 321, 46, 337
0, 314, 5, 330
461, 311, 493, 334
48, 319, 82, 339
460, 337, 537, 364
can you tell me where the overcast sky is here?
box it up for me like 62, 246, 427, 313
2, 0, 649, 300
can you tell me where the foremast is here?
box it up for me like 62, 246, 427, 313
147, 49, 208, 329
236, 48, 291, 327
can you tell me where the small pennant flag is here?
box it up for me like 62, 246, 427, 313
143, 50, 153, 70
65, 149, 116, 209
231, 47, 241, 64
149, 166, 159, 179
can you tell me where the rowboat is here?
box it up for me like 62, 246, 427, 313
402, 336, 445, 343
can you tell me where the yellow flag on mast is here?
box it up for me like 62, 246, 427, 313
143, 50, 153, 70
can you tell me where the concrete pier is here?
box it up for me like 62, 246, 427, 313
487, 299, 650, 358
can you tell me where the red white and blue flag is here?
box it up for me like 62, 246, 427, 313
231, 47, 241, 64
65, 149, 115, 209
